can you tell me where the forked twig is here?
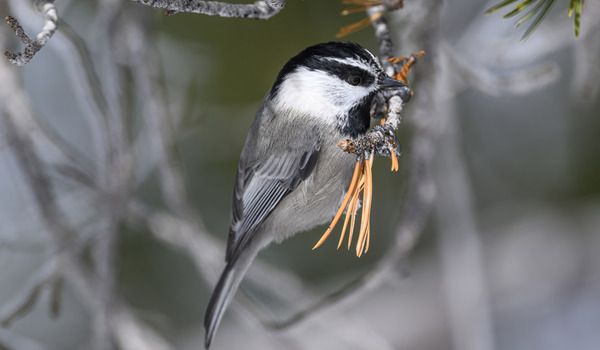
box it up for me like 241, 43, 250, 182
3, 1, 58, 66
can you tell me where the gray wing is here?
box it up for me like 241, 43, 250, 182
226, 112, 321, 263
226, 149, 319, 263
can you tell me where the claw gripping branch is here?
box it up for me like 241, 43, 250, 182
313, 51, 423, 257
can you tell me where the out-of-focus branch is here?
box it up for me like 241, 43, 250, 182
87, 2, 140, 348
126, 200, 311, 306
0, 329, 46, 350
126, 201, 221, 285
0, 63, 98, 313
1, 101, 73, 248
7, 0, 111, 173
0, 260, 58, 327
3, 1, 57, 66
444, 43, 560, 97
110, 306, 173, 350
1, 10, 100, 321
125, 20, 190, 215
432, 56, 495, 350
1, 22, 169, 349
131, 0, 286, 18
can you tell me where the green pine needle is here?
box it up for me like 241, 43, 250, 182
486, 0, 584, 39
515, 1, 546, 28
521, 0, 555, 39
568, 0, 583, 36
485, 0, 520, 14
504, 0, 537, 18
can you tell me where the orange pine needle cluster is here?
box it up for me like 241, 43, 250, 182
336, 0, 383, 38
312, 121, 399, 257
341, 0, 382, 14
312, 157, 375, 257
337, 12, 382, 38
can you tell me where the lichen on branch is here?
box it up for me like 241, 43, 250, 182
131, 0, 286, 18
3, 1, 58, 66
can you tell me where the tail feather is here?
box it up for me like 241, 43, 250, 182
205, 239, 263, 348
204, 264, 239, 349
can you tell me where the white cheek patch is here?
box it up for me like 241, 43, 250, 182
274, 68, 371, 125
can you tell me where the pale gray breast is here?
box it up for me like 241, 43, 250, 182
261, 126, 356, 243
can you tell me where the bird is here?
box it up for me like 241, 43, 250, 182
204, 41, 410, 348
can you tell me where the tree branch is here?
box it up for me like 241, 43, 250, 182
0, 260, 58, 327
131, 0, 286, 18
0, 329, 46, 350
110, 306, 173, 350
3, 1, 57, 66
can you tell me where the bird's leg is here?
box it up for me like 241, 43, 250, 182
388, 50, 426, 84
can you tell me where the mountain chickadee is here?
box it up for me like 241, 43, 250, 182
204, 41, 410, 348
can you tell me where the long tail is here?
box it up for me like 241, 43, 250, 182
204, 263, 243, 349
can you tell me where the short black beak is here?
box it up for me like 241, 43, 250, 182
381, 76, 406, 89
380, 76, 412, 103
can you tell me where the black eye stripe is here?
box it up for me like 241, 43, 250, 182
304, 60, 375, 87
270, 42, 383, 97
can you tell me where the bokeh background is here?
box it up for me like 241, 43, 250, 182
1, 0, 599, 349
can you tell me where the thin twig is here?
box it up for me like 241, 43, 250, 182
3, 1, 57, 66
131, 0, 286, 18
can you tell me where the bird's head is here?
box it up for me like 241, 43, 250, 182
269, 42, 409, 137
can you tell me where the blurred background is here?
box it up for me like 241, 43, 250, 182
0, 0, 599, 349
